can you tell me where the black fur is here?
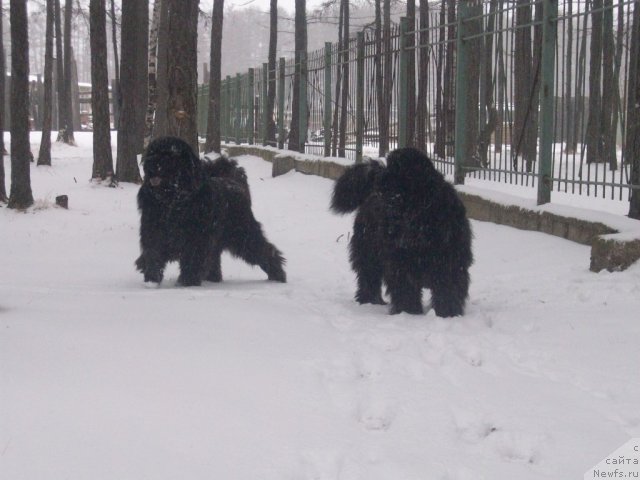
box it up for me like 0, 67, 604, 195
202, 153, 251, 204
136, 136, 286, 286
331, 147, 473, 317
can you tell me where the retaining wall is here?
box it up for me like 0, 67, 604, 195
223, 144, 640, 273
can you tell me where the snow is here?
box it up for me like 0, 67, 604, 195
1, 132, 640, 479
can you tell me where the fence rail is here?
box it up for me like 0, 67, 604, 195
197, 0, 640, 206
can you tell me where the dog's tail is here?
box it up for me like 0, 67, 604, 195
330, 161, 385, 214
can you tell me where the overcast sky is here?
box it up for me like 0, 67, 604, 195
199, 0, 326, 15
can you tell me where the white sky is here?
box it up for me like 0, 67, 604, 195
199, 0, 326, 15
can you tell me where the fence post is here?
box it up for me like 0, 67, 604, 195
278, 57, 286, 149
235, 73, 242, 144
537, 0, 557, 205
262, 63, 269, 145
454, 2, 471, 185
299, 51, 308, 154
248, 69, 255, 145
324, 42, 332, 157
356, 31, 365, 163
398, 17, 409, 149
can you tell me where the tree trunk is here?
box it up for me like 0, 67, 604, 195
525, 0, 543, 172
338, 0, 349, 156
116, 0, 148, 183
513, 0, 532, 170
288, 0, 307, 152
375, 0, 383, 155
331, 0, 343, 156
586, 0, 603, 164
609, 0, 625, 168
380, 0, 391, 156
162, 0, 199, 153
153, 0, 169, 140
54, 0, 66, 136
143, 0, 162, 149
205, 0, 224, 153
442, 0, 455, 158
406, 0, 416, 147
626, 0, 640, 219
415, 0, 429, 152
434, 0, 446, 157
57, 0, 76, 145
265, 0, 277, 146
8, 0, 34, 209
90, 0, 115, 183
600, 0, 616, 170
564, 0, 575, 153
0, 0, 7, 202
38, 0, 55, 167
109, 0, 120, 129
477, 0, 498, 167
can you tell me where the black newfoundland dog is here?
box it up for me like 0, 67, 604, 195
136, 136, 286, 286
330, 147, 472, 317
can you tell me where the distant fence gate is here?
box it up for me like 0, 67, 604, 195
197, 0, 640, 206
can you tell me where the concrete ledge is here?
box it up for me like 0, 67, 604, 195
222, 144, 640, 272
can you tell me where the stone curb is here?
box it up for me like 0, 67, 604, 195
222, 144, 640, 273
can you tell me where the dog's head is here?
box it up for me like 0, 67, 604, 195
141, 136, 203, 201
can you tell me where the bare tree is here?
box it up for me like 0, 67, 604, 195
512, 0, 533, 170
586, 0, 603, 164
338, 0, 348, 156
38, 0, 55, 167
0, 0, 7, 202
8, 0, 34, 209
288, 0, 307, 153
205, 0, 224, 153
153, 0, 169, 139
116, 0, 148, 183
626, 0, 640, 219
415, 0, 429, 152
90, 0, 115, 183
406, 0, 415, 146
564, 0, 576, 153
54, 0, 66, 136
161, 0, 199, 153
143, 0, 162, 148
476, 0, 498, 167
57, 0, 76, 145
109, 0, 120, 128
265, 0, 277, 146
601, 0, 616, 170
434, 0, 446, 157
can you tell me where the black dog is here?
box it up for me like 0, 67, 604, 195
331, 147, 472, 317
136, 136, 286, 286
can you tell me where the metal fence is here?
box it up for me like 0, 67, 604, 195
197, 0, 640, 206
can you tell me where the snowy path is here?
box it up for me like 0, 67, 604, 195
1, 134, 639, 479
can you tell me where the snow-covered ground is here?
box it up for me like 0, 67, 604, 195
1, 133, 639, 479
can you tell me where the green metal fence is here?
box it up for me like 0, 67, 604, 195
198, 0, 640, 206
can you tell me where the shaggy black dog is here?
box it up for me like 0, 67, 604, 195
136, 136, 286, 286
331, 147, 472, 317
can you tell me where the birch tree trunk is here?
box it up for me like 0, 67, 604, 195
0, 0, 6, 202
143, 0, 162, 149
